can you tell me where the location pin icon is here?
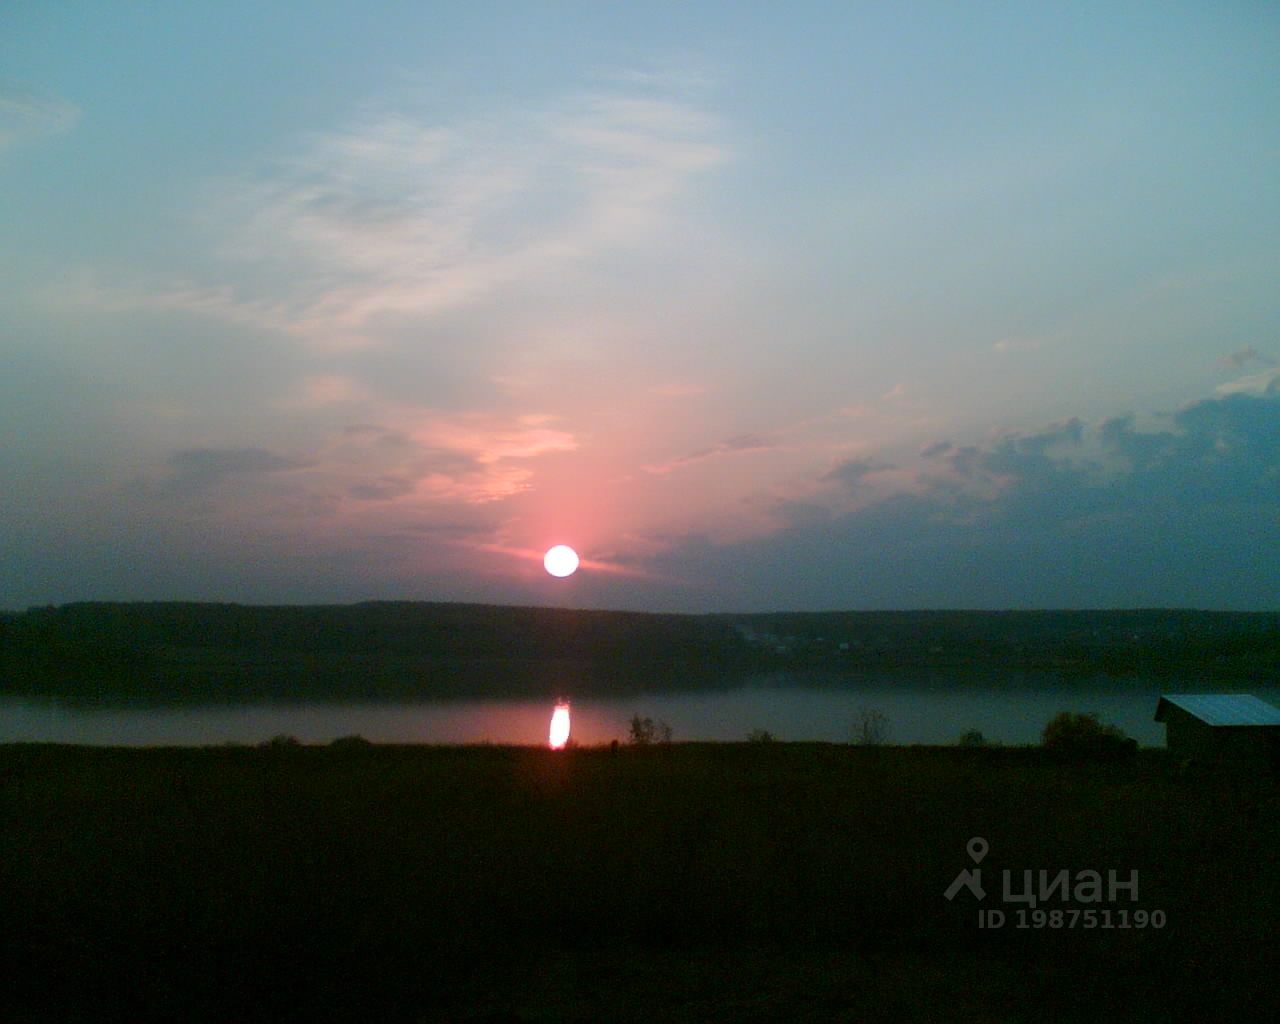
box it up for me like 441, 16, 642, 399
967, 837, 989, 863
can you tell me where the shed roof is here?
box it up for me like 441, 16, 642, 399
1155, 693, 1280, 727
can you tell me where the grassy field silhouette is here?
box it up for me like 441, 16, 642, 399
2, 741, 1275, 1021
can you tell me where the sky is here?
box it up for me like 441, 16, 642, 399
2, 2, 1278, 612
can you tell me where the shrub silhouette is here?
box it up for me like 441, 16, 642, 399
851, 708, 889, 746
329, 734, 373, 750
628, 715, 654, 744
958, 729, 988, 748
1042, 712, 1136, 759
628, 715, 673, 745
747, 728, 776, 743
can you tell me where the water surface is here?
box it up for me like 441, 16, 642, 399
4, 673, 1254, 747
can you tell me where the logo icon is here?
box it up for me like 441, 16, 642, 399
944, 836, 988, 900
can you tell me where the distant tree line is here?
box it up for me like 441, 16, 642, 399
0, 602, 754, 703
0, 602, 1276, 704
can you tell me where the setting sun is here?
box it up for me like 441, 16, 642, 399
543, 545, 579, 578
548, 701, 571, 749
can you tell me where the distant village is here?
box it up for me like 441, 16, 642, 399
724, 610, 1279, 677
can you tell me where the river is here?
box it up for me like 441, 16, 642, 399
6, 673, 1267, 747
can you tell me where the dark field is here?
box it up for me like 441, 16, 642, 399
3, 743, 1276, 1022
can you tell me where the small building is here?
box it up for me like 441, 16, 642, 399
1154, 693, 1280, 771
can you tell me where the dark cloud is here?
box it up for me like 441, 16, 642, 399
1222, 347, 1273, 369
164, 447, 308, 493
1007, 417, 1084, 453
300, 190, 418, 228
771, 500, 834, 530
348, 476, 416, 501
343, 424, 413, 446
941, 445, 983, 478
400, 519, 499, 539
413, 447, 483, 476
920, 440, 952, 459
169, 447, 303, 474
720, 433, 772, 452
822, 456, 896, 491
646, 393, 1280, 610
343, 425, 481, 481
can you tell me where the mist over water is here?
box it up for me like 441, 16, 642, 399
6, 673, 1265, 748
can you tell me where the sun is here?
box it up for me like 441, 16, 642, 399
543, 545, 580, 578
549, 700, 571, 749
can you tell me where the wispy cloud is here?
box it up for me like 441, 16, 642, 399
644, 433, 775, 474
1215, 369, 1280, 398
282, 374, 371, 408
320, 411, 580, 506
80, 81, 728, 350
134, 403, 581, 520
414, 413, 578, 466
651, 381, 707, 399
992, 337, 1043, 354
58, 275, 299, 337
1221, 346, 1273, 369
1215, 346, 1278, 396
0, 86, 79, 153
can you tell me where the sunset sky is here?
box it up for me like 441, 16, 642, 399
3, 3, 1278, 612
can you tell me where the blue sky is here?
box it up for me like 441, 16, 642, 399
2, 2, 1278, 610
